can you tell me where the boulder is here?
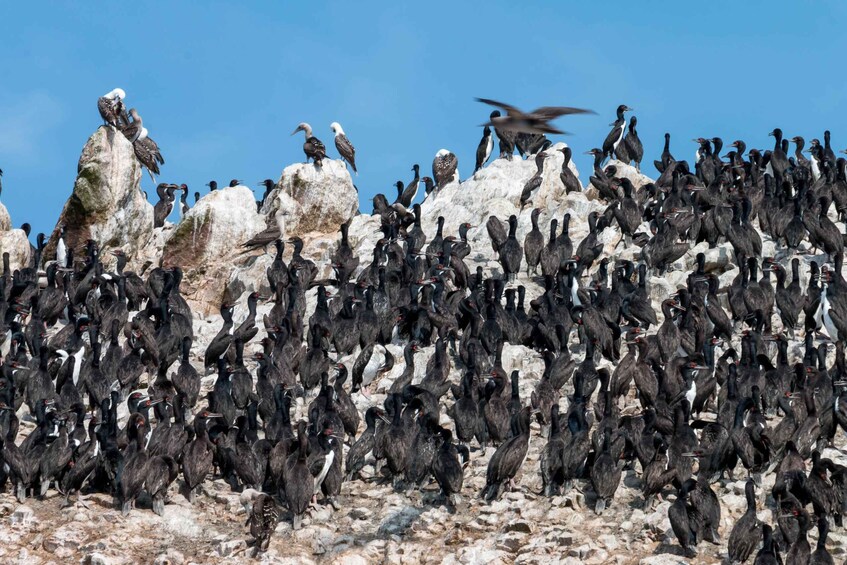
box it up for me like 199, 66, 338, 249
44, 126, 153, 267
262, 158, 359, 237
162, 186, 265, 315
418, 142, 606, 280
0, 229, 32, 271
605, 159, 655, 190
0, 201, 10, 232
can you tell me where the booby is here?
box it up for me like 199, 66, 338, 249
476, 97, 595, 134
475, 126, 493, 173
120, 108, 144, 143
432, 150, 458, 189
602, 105, 632, 163
133, 128, 164, 182
97, 88, 126, 127
292, 122, 327, 166
330, 122, 357, 174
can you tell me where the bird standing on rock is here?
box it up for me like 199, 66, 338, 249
330, 122, 357, 174
292, 122, 327, 166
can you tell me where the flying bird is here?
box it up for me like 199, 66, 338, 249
476, 98, 595, 135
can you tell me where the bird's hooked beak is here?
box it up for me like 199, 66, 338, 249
291, 126, 303, 136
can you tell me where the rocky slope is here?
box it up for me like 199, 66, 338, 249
1, 128, 846, 564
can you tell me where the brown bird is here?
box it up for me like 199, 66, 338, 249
476, 97, 595, 135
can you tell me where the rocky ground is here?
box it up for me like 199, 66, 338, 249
2, 127, 847, 563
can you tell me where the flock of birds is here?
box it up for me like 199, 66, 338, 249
1, 90, 847, 563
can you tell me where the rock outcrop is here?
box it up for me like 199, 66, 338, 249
10, 126, 847, 565
0, 201, 11, 232
0, 228, 32, 270
162, 186, 265, 315
262, 158, 358, 237
44, 126, 154, 266
0, 199, 32, 270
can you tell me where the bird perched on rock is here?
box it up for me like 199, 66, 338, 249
476, 97, 595, 134
432, 149, 458, 189
602, 104, 632, 164
97, 88, 126, 128
475, 126, 493, 173
153, 183, 177, 228
242, 209, 287, 251
292, 122, 327, 166
120, 108, 144, 143
330, 122, 357, 174
242, 489, 279, 555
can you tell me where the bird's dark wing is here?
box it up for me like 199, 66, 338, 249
475, 98, 521, 115
335, 134, 356, 163
530, 106, 597, 119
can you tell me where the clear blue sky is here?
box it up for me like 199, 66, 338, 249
2, 2, 846, 235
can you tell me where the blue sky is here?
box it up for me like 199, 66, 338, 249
2, 2, 846, 235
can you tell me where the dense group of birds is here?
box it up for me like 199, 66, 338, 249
1, 90, 847, 563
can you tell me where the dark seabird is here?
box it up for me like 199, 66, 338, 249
475, 126, 493, 172
558, 147, 581, 193
624, 116, 643, 171
292, 122, 327, 166
515, 132, 552, 157
520, 152, 548, 207
179, 184, 189, 218
97, 88, 126, 127
206, 180, 218, 191
242, 210, 287, 250
490, 111, 517, 160
153, 184, 177, 228
330, 122, 357, 174
398, 165, 421, 207
257, 179, 276, 210
524, 208, 544, 276
0, 168, 3, 197
476, 98, 595, 134
602, 105, 632, 163
432, 150, 458, 189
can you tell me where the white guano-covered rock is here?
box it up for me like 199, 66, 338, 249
262, 158, 359, 237
162, 185, 265, 315
45, 126, 154, 267
0, 228, 32, 271
0, 201, 11, 232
